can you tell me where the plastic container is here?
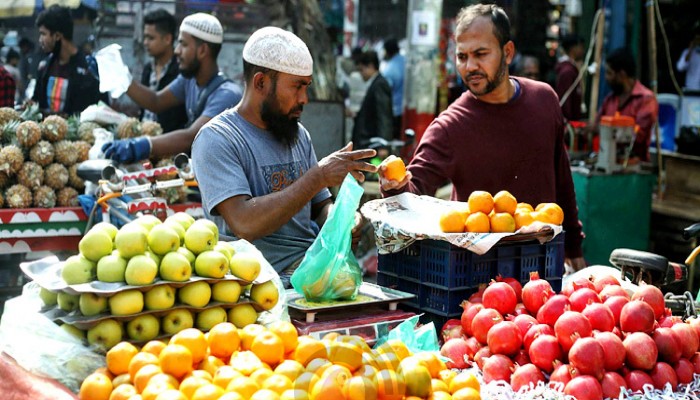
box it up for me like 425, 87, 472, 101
378, 234, 565, 320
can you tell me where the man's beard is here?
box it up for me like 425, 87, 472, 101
179, 57, 200, 79
260, 82, 302, 146
464, 51, 508, 96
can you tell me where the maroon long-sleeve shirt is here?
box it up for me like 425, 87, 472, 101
385, 77, 584, 258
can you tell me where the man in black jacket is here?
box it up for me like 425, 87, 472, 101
352, 50, 393, 154
32, 5, 105, 115
140, 9, 187, 133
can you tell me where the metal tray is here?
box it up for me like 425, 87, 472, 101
286, 282, 415, 322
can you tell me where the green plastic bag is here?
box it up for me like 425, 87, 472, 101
291, 174, 364, 301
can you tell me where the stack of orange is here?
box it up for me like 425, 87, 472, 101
439, 190, 564, 234
79, 321, 482, 400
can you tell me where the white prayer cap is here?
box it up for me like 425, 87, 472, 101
242, 26, 313, 76
180, 13, 224, 44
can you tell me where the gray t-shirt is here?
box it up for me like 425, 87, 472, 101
192, 108, 332, 272
167, 74, 242, 124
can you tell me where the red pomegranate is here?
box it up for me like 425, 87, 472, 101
601, 371, 627, 399
631, 284, 665, 320
481, 354, 514, 384
487, 321, 522, 356
528, 334, 562, 373
564, 376, 603, 400
521, 272, 554, 315
594, 331, 626, 372
623, 332, 658, 371
554, 311, 592, 353
619, 300, 655, 333
536, 294, 570, 327
568, 337, 605, 380
582, 302, 615, 332
510, 363, 544, 392
482, 281, 517, 316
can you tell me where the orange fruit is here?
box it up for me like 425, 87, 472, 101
275, 359, 305, 381
158, 344, 193, 379
516, 202, 534, 212
493, 190, 517, 214
382, 339, 412, 361
170, 328, 208, 365
343, 375, 377, 400
413, 352, 445, 379
294, 337, 328, 366
106, 342, 139, 376
464, 212, 490, 233
373, 351, 400, 371
268, 321, 299, 354
129, 351, 160, 381
227, 376, 261, 398
251, 330, 285, 366
309, 368, 348, 400
353, 364, 378, 386
80, 372, 113, 400
133, 364, 162, 393
490, 212, 515, 233
321, 332, 340, 341
191, 383, 225, 400
514, 211, 534, 229
140, 380, 174, 400
108, 383, 137, 400
230, 351, 266, 376
199, 355, 225, 377
429, 392, 453, 400
280, 389, 310, 400
438, 369, 457, 387
449, 372, 480, 394
306, 358, 332, 375
147, 373, 178, 389
251, 389, 281, 400
250, 368, 275, 388
452, 387, 481, 400
93, 367, 114, 380
376, 369, 406, 400
328, 341, 364, 372
263, 374, 294, 394
467, 191, 494, 215
179, 376, 210, 399
185, 370, 213, 381
219, 393, 246, 400
534, 203, 564, 225
432, 378, 449, 393
293, 371, 319, 393
141, 341, 167, 357
383, 156, 407, 181
111, 373, 131, 388
240, 324, 267, 350
154, 389, 187, 400
338, 335, 372, 354
439, 209, 466, 233
212, 365, 243, 388
207, 322, 240, 359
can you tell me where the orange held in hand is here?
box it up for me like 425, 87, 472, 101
384, 157, 407, 181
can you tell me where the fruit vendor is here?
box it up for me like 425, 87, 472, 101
378, 4, 586, 271
102, 13, 242, 164
192, 27, 377, 288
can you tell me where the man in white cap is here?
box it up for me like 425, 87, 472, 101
103, 13, 242, 164
192, 26, 378, 287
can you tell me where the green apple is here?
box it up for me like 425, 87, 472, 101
166, 212, 195, 231
60, 323, 86, 341
144, 284, 176, 310
134, 214, 162, 233
178, 281, 211, 308
39, 287, 58, 307
159, 252, 192, 282
114, 223, 148, 259
126, 314, 160, 341
250, 280, 279, 311
211, 280, 242, 303
194, 251, 228, 279
96, 253, 127, 282
91, 222, 118, 241
87, 319, 123, 350
192, 219, 219, 241
195, 307, 227, 331
109, 289, 144, 315
79, 292, 108, 316
213, 242, 235, 260
161, 309, 194, 335
79, 230, 113, 262
124, 255, 158, 286
227, 303, 258, 329
145, 250, 161, 266
61, 254, 97, 285
177, 247, 196, 265
229, 253, 261, 282
184, 224, 216, 255
57, 292, 79, 311
147, 224, 180, 256
163, 220, 186, 245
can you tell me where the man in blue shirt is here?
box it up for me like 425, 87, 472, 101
381, 38, 405, 139
103, 13, 242, 163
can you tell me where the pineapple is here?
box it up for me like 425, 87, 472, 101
116, 118, 141, 139
41, 115, 68, 142
0, 191, 3, 208
17, 162, 44, 190
1, 120, 20, 144
0, 107, 20, 127
156, 186, 187, 204
0, 171, 10, 189
78, 121, 100, 145
73, 141, 91, 162
16, 121, 42, 148
29, 141, 55, 167
0, 145, 25, 175
44, 163, 69, 190
54, 141, 77, 166
56, 187, 79, 207
33, 186, 56, 208
66, 115, 80, 141
68, 164, 84, 190
154, 158, 178, 181
141, 121, 163, 137
19, 103, 41, 122
5, 184, 32, 208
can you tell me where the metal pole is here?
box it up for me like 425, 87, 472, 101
646, 0, 664, 200
588, 10, 605, 126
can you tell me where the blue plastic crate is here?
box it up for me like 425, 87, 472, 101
378, 243, 422, 280
420, 283, 476, 316
377, 271, 399, 288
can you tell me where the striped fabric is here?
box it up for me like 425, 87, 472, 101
46, 76, 69, 113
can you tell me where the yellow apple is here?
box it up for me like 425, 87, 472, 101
79, 230, 113, 262
114, 223, 148, 259
60, 323, 85, 341
61, 254, 96, 284
134, 214, 162, 233
192, 219, 219, 240
228, 253, 261, 282
87, 319, 123, 350
178, 281, 211, 308
213, 242, 235, 260
39, 287, 58, 307
163, 220, 186, 245
166, 212, 195, 231
184, 224, 216, 255
162, 309, 194, 335
211, 280, 242, 303
177, 247, 196, 265
126, 314, 160, 341
109, 289, 144, 315
79, 292, 108, 316
227, 303, 258, 329
147, 224, 180, 255
144, 284, 176, 310
194, 250, 229, 279
91, 222, 118, 241
159, 252, 192, 282
96, 253, 127, 282
57, 292, 79, 311
250, 281, 279, 311
195, 307, 227, 331
124, 254, 158, 286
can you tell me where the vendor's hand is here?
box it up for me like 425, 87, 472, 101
378, 155, 412, 191
566, 256, 587, 272
101, 137, 151, 164
351, 211, 364, 250
318, 142, 378, 186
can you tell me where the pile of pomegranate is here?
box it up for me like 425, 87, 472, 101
439, 272, 700, 400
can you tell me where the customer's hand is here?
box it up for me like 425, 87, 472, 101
101, 137, 151, 164
317, 142, 378, 186
378, 155, 412, 191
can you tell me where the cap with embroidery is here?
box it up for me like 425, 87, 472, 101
242, 26, 313, 76
180, 13, 223, 44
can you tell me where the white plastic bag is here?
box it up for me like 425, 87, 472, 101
94, 44, 132, 98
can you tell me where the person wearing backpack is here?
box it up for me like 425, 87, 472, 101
103, 13, 242, 164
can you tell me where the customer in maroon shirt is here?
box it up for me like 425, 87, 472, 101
555, 34, 585, 122
378, 3, 585, 270
0, 65, 16, 107
595, 48, 658, 162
